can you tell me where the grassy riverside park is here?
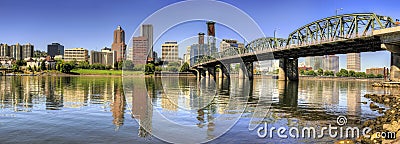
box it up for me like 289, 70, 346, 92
70, 69, 143, 75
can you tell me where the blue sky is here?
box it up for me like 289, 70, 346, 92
1, 0, 399, 71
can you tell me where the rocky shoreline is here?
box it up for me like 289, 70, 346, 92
359, 93, 400, 143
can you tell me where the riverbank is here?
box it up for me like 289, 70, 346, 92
70, 69, 124, 75
299, 75, 384, 82
359, 93, 400, 143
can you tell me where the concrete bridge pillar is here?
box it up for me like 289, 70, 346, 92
391, 53, 400, 81
238, 63, 245, 79
199, 68, 206, 79
205, 71, 210, 78
207, 66, 216, 80
278, 58, 287, 81
245, 62, 254, 81
382, 44, 400, 81
278, 58, 299, 81
238, 62, 253, 80
287, 58, 299, 81
218, 67, 223, 79
222, 64, 230, 79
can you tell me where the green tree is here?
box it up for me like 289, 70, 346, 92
300, 70, 305, 75
78, 61, 90, 69
336, 69, 349, 77
28, 65, 32, 72
145, 63, 155, 75
348, 70, 356, 77
16, 60, 27, 66
118, 61, 123, 70
180, 62, 190, 72
12, 64, 19, 72
71, 59, 77, 66
34, 65, 37, 72
367, 73, 376, 78
317, 68, 323, 76
61, 63, 74, 73
323, 70, 334, 76
123, 60, 134, 69
355, 72, 366, 78
306, 70, 317, 76
40, 61, 46, 71
376, 74, 383, 78
234, 64, 240, 72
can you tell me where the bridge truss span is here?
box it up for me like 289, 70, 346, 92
286, 13, 396, 48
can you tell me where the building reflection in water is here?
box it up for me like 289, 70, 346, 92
111, 79, 125, 130
346, 81, 361, 121
131, 78, 153, 138
0, 76, 126, 129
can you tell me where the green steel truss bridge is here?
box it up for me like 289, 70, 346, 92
191, 13, 400, 81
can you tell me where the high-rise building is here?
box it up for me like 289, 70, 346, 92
2, 43, 34, 60
190, 33, 208, 66
47, 43, 64, 57
366, 68, 385, 76
131, 36, 148, 65
323, 55, 339, 73
347, 53, 361, 71
305, 56, 323, 70
219, 39, 244, 52
184, 46, 191, 64
90, 47, 117, 67
140, 24, 153, 60
22, 43, 34, 59
0, 44, 10, 58
207, 21, 217, 56
10, 43, 22, 60
111, 25, 126, 62
161, 41, 179, 63
64, 48, 88, 62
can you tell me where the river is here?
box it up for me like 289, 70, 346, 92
0, 76, 397, 143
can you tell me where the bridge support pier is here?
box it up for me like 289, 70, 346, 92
221, 64, 230, 79
245, 62, 254, 81
218, 67, 223, 79
198, 68, 206, 80
278, 58, 299, 81
381, 44, 400, 81
238, 63, 245, 79
207, 66, 216, 81
218, 64, 230, 79
278, 58, 287, 81
238, 62, 253, 80
391, 53, 400, 81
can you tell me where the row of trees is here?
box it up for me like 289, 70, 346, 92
300, 68, 384, 78
143, 62, 190, 75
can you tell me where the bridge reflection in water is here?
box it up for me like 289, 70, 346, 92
127, 76, 389, 142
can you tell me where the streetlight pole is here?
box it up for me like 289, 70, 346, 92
336, 8, 343, 16
274, 28, 280, 48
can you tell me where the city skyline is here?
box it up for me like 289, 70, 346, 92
1, 0, 399, 71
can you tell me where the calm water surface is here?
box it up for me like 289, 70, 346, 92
0, 76, 398, 143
